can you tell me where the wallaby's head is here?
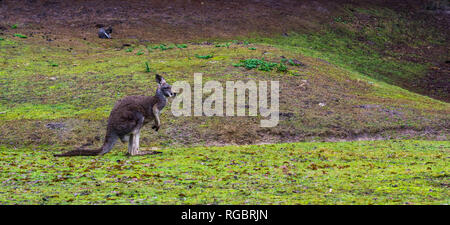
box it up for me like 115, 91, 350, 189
105, 27, 113, 34
156, 74, 176, 98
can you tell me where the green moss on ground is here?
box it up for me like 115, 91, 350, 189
0, 140, 448, 204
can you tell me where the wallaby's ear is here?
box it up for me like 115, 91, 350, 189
156, 74, 166, 84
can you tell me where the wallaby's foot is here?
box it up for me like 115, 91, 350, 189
152, 125, 160, 131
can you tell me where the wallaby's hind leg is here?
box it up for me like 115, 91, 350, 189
127, 133, 135, 155
130, 128, 141, 155
128, 114, 145, 156
127, 128, 162, 156
128, 127, 144, 156
126, 113, 162, 156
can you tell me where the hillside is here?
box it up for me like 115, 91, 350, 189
1, 0, 449, 100
0, 33, 449, 147
0, 0, 449, 206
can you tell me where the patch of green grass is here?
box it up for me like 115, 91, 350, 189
11, 24, 18, 29
0, 103, 79, 120
13, 33, 27, 38
233, 58, 278, 72
145, 62, 151, 72
195, 54, 214, 59
125, 47, 133, 52
0, 140, 448, 204
152, 44, 174, 51
48, 61, 59, 67
215, 43, 230, 48
276, 62, 288, 72
176, 44, 188, 49
136, 50, 144, 56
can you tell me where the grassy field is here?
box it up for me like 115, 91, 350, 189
0, 140, 448, 205
0, 2, 448, 205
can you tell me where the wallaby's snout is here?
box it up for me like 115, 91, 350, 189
166, 90, 176, 98
163, 87, 175, 97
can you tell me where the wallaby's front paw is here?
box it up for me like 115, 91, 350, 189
152, 125, 160, 131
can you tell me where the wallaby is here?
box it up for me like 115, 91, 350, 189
98, 27, 113, 39
54, 74, 176, 157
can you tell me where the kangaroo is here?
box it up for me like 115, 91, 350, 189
98, 27, 113, 39
54, 74, 175, 157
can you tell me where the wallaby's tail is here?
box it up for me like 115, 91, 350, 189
53, 148, 103, 157
54, 133, 118, 157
